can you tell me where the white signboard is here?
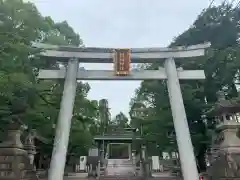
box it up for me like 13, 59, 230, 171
152, 156, 160, 171
79, 156, 87, 171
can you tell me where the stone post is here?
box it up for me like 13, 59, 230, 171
132, 150, 136, 175
24, 130, 37, 168
90, 164, 93, 176
97, 160, 101, 179
139, 160, 143, 176
142, 145, 146, 160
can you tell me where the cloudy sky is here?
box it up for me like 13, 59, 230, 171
31, 0, 222, 118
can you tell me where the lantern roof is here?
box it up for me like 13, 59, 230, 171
206, 91, 240, 116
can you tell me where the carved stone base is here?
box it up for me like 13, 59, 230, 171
0, 125, 38, 180
207, 152, 240, 180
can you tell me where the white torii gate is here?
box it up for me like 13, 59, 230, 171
34, 42, 210, 180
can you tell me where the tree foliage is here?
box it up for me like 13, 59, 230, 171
98, 99, 111, 134
0, 0, 99, 156
112, 112, 129, 128
2, 0, 240, 172
130, 2, 240, 171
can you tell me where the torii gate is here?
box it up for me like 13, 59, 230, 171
34, 42, 210, 180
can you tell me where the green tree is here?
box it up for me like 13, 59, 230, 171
112, 112, 129, 128
130, 2, 240, 171
0, 0, 99, 157
98, 99, 111, 134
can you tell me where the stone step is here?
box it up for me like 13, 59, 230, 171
99, 176, 180, 180
151, 172, 181, 180
40, 177, 88, 180
149, 178, 180, 180
99, 175, 143, 180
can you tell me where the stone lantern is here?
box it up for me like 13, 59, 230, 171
209, 91, 240, 151
206, 91, 240, 179
0, 120, 31, 179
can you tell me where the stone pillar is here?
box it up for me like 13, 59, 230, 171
24, 130, 36, 168
141, 145, 146, 160
132, 150, 136, 175
89, 164, 93, 176
128, 143, 132, 159
97, 160, 101, 179
106, 143, 110, 158
48, 59, 79, 180
100, 142, 104, 162
139, 160, 143, 176
164, 58, 198, 180
101, 141, 104, 159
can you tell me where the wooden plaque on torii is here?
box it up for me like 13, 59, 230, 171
113, 49, 131, 76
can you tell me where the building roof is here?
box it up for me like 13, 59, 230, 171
94, 127, 142, 141
94, 135, 142, 141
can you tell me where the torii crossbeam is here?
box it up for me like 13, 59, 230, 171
34, 42, 211, 180
38, 69, 205, 80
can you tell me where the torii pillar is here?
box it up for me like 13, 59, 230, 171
47, 59, 79, 180
164, 58, 198, 180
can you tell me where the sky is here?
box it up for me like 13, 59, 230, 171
30, 0, 222, 118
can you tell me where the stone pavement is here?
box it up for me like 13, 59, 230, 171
40, 177, 88, 180
40, 172, 181, 180
40, 176, 181, 180
64, 178, 88, 180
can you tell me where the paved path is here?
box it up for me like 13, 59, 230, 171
64, 178, 88, 180
41, 178, 88, 180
